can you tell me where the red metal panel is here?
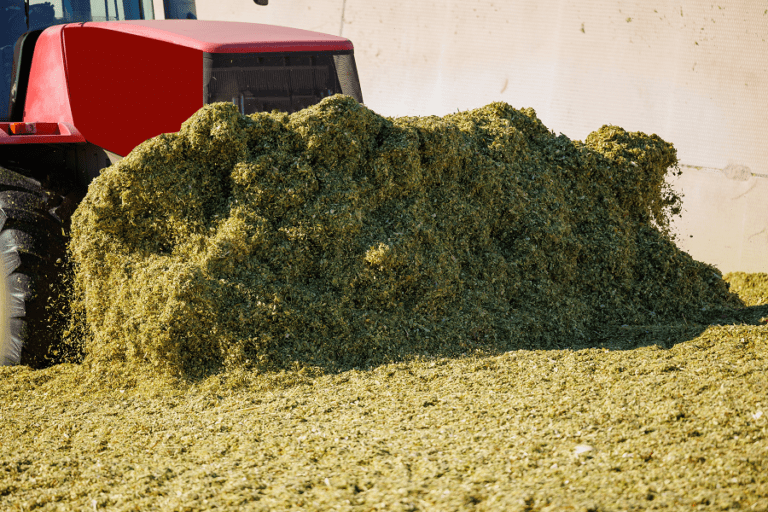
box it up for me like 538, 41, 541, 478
2, 30, 85, 145
23, 25, 76, 126
63, 25, 202, 157
82, 20, 355, 54
0, 122, 85, 144
5, 21, 351, 153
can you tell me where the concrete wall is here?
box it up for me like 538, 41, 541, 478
671, 165, 768, 274
193, 0, 767, 273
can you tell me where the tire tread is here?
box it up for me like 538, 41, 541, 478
0, 166, 69, 368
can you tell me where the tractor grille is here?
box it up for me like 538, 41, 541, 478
203, 51, 363, 115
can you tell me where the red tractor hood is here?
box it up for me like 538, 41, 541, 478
79, 20, 354, 53
4, 21, 354, 157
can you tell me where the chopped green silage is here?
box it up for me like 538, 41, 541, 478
723, 272, 768, 306
67, 95, 738, 379
2, 94, 767, 508
1, 285, 767, 510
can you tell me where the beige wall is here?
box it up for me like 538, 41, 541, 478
672, 165, 768, 274
193, 0, 767, 272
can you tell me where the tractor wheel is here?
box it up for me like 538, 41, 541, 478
0, 166, 72, 368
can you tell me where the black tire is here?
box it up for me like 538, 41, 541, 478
0, 166, 71, 368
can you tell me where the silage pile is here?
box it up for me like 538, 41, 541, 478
68, 96, 738, 378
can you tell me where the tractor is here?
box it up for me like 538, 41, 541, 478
0, 0, 364, 367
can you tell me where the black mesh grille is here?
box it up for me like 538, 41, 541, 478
203, 51, 363, 115
333, 54, 364, 104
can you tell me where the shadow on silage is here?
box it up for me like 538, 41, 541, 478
31, 302, 764, 387
41, 264, 767, 381
587, 303, 768, 351
172, 302, 768, 386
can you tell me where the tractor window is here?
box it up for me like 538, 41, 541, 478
202, 51, 364, 116
29, 0, 154, 24
87, 0, 150, 21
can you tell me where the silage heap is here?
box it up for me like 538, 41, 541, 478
69, 96, 739, 379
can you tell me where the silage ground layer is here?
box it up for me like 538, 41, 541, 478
1, 272, 766, 511
69, 95, 738, 378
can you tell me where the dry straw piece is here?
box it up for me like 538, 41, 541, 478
68, 96, 739, 379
